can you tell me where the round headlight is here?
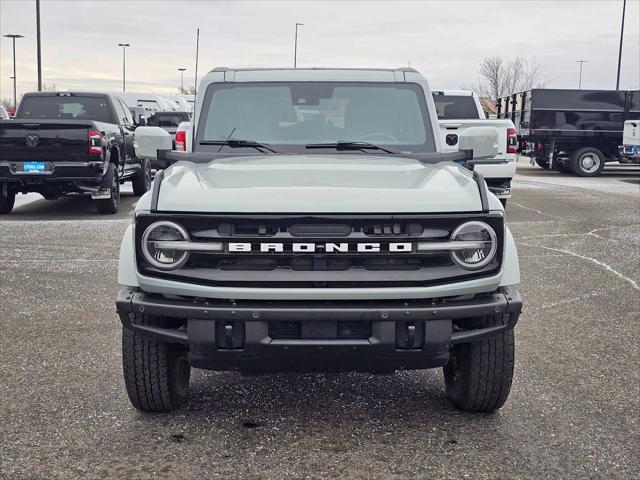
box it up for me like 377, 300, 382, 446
141, 221, 189, 270
450, 221, 497, 270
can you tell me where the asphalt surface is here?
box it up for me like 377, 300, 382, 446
1, 161, 639, 479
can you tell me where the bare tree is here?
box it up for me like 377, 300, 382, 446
477, 55, 547, 102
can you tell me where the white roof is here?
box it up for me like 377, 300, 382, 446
432, 89, 476, 96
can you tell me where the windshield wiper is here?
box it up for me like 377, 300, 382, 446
305, 141, 398, 154
199, 139, 279, 153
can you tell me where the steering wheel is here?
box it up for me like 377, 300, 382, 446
358, 133, 398, 143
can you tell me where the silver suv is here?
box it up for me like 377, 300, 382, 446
117, 68, 522, 413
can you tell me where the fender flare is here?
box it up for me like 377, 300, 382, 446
118, 224, 139, 287
500, 226, 520, 286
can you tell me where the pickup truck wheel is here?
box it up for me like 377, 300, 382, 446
443, 314, 515, 412
569, 147, 605, 176
0, 186, 15, 214
122, 314, 191, 412
534, 157, 549, 169
94, 164, 120, 214
131, 159, 151, 196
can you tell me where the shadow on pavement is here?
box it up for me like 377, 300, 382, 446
2, 192, 138, 221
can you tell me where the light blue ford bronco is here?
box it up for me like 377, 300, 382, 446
117, 67, 522, 413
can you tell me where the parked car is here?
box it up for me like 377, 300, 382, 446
498, 89, 640, 176
145, 111, 191, 148
179, 94, 195, 112
433, 90, 518, 205
0, 91, 152, 214
128, 106, 148, 126
118, 92, 175, 115
619, 120, 640, 163
119, 67, 522, 414
162, 94, 191, 112
0, 105, 10, 120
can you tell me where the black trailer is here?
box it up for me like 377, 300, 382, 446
497, 89, 640, 176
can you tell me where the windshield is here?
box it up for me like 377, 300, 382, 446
196, 82, 435, 153
433, 95, 480, 119
147, 112, 190, 128
18, 96, 114, 123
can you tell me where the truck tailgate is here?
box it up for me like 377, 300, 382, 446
438, 119, 510, 157
0, 119, 95, 162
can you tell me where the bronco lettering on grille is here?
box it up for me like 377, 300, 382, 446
227, 242, 413, 253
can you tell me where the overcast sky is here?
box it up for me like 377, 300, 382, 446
1, 0, 639, 101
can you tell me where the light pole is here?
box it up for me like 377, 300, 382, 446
294, 22, 303, 68
3, 34, 24, 110
178, 68, 187, 93
118, 43, 130, 92
615, 0, 627, 90
576, 60, 587, 90
36, 0, 42, 91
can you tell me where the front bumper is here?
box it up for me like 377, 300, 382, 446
116, 287, 522, 373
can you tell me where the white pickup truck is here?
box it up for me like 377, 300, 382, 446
433, 90, 517, 205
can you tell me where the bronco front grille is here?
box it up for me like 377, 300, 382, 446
135, 213, 504, 288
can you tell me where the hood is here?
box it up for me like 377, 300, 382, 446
155, 155, 483, 213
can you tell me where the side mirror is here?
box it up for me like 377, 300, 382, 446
458, 126, 500, 160
137, 116, 147, 127
134, 126, 172, 161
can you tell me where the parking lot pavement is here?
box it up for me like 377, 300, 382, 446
1, 162, 639, 480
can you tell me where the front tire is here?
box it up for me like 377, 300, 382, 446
569, 147, 605, 177
94, 163, 120, 214
122, 314, 191, 412
131, 159, 152, 196
443, 315, 515, 412
0, 185, 15, 214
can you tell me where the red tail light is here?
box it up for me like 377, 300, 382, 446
507, 128, 518, 154
175, 130, 186, 151
88, 129, 102, 156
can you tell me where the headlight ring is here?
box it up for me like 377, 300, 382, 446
450, 221, 498, 270
141, 221, 190, 270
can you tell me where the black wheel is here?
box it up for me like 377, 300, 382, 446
568, 147, 605, 177
534, 157, 549, 169
443, 314, 515, 412
0, 185, 15, 214
131, 158, 152, 196
94, 163, 120, 214
122, 314, 191, 412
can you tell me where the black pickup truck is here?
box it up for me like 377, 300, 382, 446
0, 92, 152, 214
497, 88, 640, 176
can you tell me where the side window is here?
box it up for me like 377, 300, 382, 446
111, 97, 127, 124
119, 99, 134, 125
